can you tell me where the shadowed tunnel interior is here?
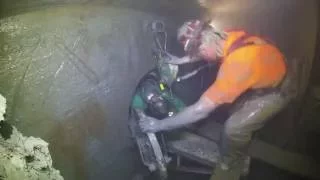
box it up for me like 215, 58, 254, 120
0, 0, 319, 180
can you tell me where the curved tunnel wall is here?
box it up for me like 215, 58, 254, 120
0, 1, 319, 180
0, 4, 185, 179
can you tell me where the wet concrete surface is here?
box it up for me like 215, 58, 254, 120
0, 5, 181, 180
167, 171, 209, 180
0, 0, 202, 23
151, 159, 314, 180
248, 159, 316, 180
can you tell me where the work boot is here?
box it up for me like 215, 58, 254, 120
218, 154, 250, 173
211, 154, 245, 180
241, 156, 251, 176
219, 154, 239, 171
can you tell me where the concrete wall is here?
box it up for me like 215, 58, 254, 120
0, 4, 182, 180
0, 0, 201, 22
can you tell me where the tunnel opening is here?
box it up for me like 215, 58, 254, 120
0, 1, 319, 180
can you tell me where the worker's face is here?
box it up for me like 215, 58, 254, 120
199, 43, 218, 61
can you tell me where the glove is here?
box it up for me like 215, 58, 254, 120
139, 114, 162, 133
163, 53, 180, 64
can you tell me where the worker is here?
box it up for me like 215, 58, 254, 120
139, 19, 288, 174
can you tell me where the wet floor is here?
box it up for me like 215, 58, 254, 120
167, 171, 209, 180
139, 158, 315, 180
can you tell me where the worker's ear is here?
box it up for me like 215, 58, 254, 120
207, 21, 228, 40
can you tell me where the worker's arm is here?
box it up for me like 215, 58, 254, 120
140, 56, 256, 133
139, 96, 217, 133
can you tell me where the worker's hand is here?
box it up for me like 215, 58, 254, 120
163, 53, 180, 64
164, 54, 200, 65
139, 115, 162, 133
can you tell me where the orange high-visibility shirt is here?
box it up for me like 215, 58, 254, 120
202, 31, 286, 104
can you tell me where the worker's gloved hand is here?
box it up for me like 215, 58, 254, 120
163, 53, 180, 64
139, 115, 162, 133
164, 53, 198, 65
